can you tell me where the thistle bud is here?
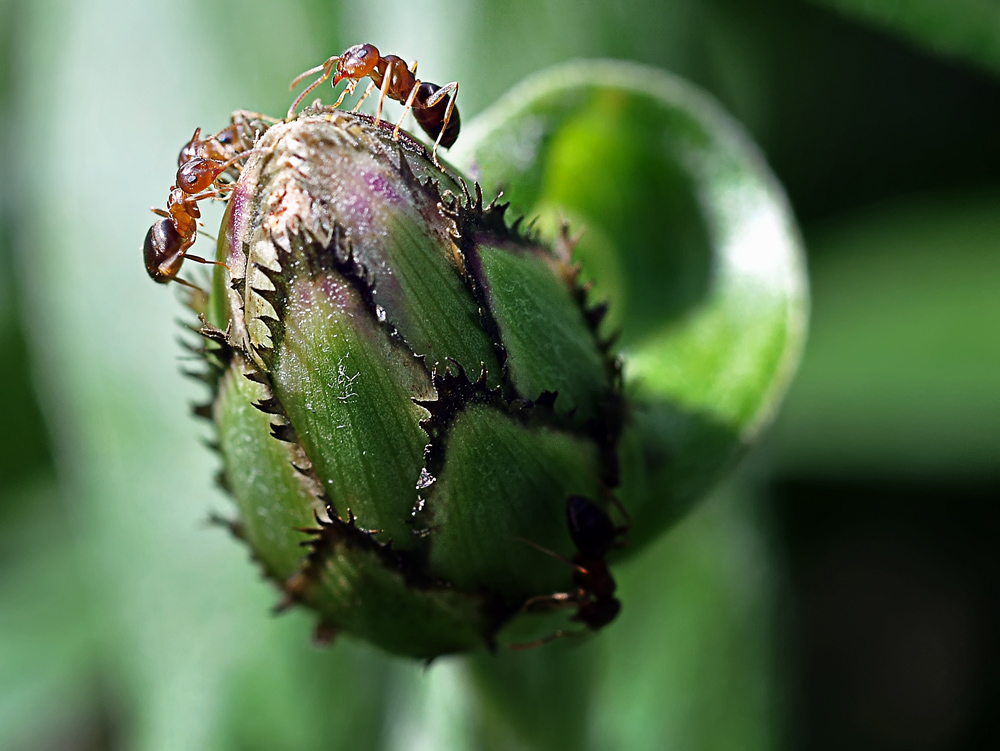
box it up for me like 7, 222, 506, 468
199, 110, 624, 657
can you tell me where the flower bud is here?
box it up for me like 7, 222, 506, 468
200, 110, 624, 657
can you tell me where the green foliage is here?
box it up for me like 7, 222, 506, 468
771, 192, 1000, 479
809, 0, 1000, 77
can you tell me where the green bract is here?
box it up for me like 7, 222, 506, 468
194, 62, 807, 659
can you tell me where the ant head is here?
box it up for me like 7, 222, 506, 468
176, 157, 223, 195
335, 43, 379, 85
143, 219, 184, 283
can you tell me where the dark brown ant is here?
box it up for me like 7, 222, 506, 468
288, 43, 460, 167
144, 124, 267, 288
508, 494, 630, 650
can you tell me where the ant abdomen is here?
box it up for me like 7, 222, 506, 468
144, 219, 184, 284
576, 597, 621, 630
413, 82, 461, 148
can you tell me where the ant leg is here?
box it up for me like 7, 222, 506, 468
288, 57, 335, 90
287, 57, 338, 119
513, 536, 587, 574
183, 187, 230, 205
331, 80, 356, 110
215, 146, 270, 176
393, 78, 422, 140
424, 81, 459, 167
170, 276, 205, 292
352, 81, 375, 112
508, 629, 587, 651
375, 68, 393, 122
151, 208, 169, 218
519, 590, 582, 613
409, 59, 419, 75
183, 253, 230, 271
208, 122, 237, 144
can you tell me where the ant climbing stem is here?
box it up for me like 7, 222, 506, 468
507, 494, 628, 650
287, 43, 461, 169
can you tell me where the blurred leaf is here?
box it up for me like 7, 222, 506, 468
770, 191, 1000, 479
807, 0, 1000, 78
0, 480, 98, 750
453, 60, 808, 548
468, 640, 597, 750
0, 282, 53, 498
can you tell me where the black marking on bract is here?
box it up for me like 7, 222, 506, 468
200, 436, 221, 453
414, 362, 581, 527
439, 187, 516, 378
270, 422, 299, 443
282, 510, 512, 650
207, 511, 245, 540
243, 368, 269, 384
288, 512, 447, 604
250, 282, 285, 318
214, 469, 231, 493
181, 316, 236, 411
393, 145, 425, 194
252, 396, 284, 415
415, 361, 508, 481
192, 402, 214, 421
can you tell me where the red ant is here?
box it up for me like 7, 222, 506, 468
287, 43, 460, 167
144, 122, 268, 288
508, 494, 630, 650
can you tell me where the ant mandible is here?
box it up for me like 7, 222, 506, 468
287, 43, 460, 168
144, 126, 266, 288
508, 494, 630, 650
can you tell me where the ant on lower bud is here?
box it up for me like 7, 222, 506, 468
508, 494, 631, 650
288, 43, 460, 168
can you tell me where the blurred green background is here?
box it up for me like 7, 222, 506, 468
1, 0, 997, 749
